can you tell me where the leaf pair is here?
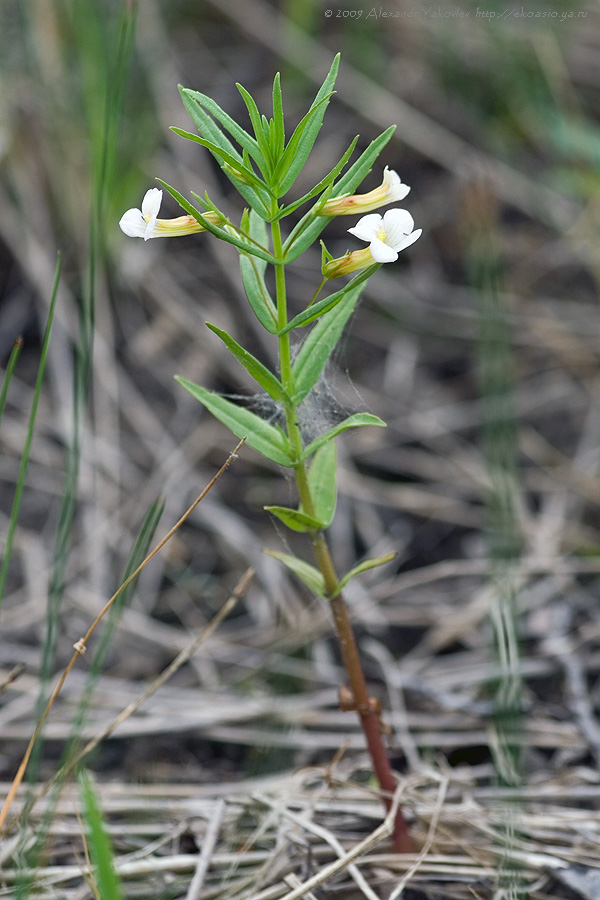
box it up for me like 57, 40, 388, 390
267, 549, 396, 600
175, 382, 384, 469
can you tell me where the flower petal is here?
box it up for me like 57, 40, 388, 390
347, 213, 383, 242
369, 237, 399, 263
382, 167, 410, 202
381, 208, 415, 247
395, 228, 422, 252
141, 188, 163, 219
119, 208, 148, 238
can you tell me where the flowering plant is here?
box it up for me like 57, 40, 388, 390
120, 55, 420, 852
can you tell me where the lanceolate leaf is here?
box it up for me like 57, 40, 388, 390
179, 86, 266, 171
174, 92, 271, 216
291, 285, 364, 402
279, 266, 377, 334
206, 323, 289, 404
264, 505, 325, 533
171, 128, 271, 196
271, 71, 285, 157
283, 125, 396, 262
275, 54, 340, 195
306, 441, 337, 528
239, 209, 278, 332
275, 96, 332, 195
333, 124, 396, 196
240, 254, 278, 332
332, 552, 396, 597
236, 82, 273, 171
176, 378, 294, 466
265, 550, 326, 597
302, 412, 386, 460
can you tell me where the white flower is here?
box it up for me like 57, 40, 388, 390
347, 209, 421, 263
119, 188, 219, 240
319, 167, 410, 216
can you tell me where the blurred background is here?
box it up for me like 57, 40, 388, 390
1, 0, 600, 897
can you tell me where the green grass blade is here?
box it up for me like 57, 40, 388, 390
78, 770, 125, 900
0, 336, 23, 426
32, 0, 137, 787
68, 499, 165, 742
0, 256, 61, 613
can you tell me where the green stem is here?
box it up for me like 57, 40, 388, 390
270, 214, 412, 854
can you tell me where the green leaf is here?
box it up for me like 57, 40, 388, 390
279, 267, 378, 333
332, 552, 396, 597
176, 378, 294, 466
264, 505, 324, 533
271, 71, 285, 157
306, 441, 337, 528
240, 253, 279, 332
265, 550, 326, 597
275, 136, 358, 220
79, 770, 125, 900
283, 125, 396, 262
171, 128, 272, 196
302, 412, 386, 460
261, 113, 271, 144
239, 208, 278, 332
292, 285, 363, 402
206, 323, 289, 403
174, 91, 272, 216
156, 179, 276, 264
274, 54, 340, 195
179, 86, 266, 171
247, 207, 269, 273
274, 96, 331, 195
334, 124, 396, 195
236, 82, 272, 172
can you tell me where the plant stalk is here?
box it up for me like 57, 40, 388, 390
271, 215, 413, 854
312, 533, 413, 854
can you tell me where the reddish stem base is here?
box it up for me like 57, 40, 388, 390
330, 594, 413, 854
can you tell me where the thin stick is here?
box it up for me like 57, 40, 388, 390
0, 438, 245, 833
185, 798, 226, 900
